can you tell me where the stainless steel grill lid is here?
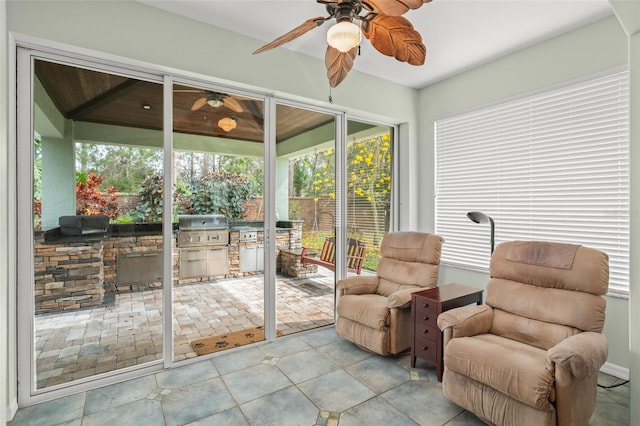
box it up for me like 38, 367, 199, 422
178, 214, 227, 230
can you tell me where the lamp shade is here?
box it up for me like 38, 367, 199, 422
218, 117, 237, 132
467, 211, 491, 224
206, 98, 224, 108
327, 21, 361, 53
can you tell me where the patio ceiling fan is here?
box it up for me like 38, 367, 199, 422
174, 89, 244, 113
253, 0, 431, 88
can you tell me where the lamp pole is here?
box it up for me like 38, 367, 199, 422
466, 211, 495, 254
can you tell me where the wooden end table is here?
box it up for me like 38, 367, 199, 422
410, 283, 483, 382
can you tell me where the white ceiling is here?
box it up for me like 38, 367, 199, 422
140, 0, 614, 89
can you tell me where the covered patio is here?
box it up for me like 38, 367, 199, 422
34, 267, 346, 389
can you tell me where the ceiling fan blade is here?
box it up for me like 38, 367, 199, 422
325, 45, 357, 88
223, 97, 244, 113
366, 0, 431, 17
191, 96, 208, 111
363, 15, 426, 65
253, 17, 327, 54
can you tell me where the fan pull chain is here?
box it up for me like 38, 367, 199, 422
328, 86, 333, 104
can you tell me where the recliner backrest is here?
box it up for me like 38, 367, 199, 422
486, 241, 609, 350
376, 232, 444, 297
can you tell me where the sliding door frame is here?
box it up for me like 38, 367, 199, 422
15, 46, 167, 405
13, 36, 399, 407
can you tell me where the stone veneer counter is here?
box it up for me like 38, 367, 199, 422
34, 220, 304, 313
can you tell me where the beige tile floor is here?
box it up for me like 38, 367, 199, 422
35, 268, 338, 389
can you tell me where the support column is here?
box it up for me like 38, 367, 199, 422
628, 30, 640, 426
275, 157, 289, 221
609, 2, 640, 424
41, 136, 75, 229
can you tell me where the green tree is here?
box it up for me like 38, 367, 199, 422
288, 135, 392, 207
289, 148, 336, 199
289, 134, 393, 245
347, 134, 392, 207
75, 143, 163, 193
175, 152, 263, 194
347, 134, 393, 240
291, 159, 311, 197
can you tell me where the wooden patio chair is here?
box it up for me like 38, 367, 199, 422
300, 237, 366, 275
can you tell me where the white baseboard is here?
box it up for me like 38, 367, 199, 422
600, 361, 629, 380
6, 397, 18, 423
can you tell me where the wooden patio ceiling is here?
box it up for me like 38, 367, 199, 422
35, 60, 334, 144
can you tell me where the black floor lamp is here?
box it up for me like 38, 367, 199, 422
466, 211, 495, 255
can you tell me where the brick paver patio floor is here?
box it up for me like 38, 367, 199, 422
34, 269, 339, 389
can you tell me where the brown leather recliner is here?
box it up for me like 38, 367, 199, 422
438, 241, 609, 426
336, 231, 444, 356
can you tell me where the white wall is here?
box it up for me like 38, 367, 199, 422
609, 1, 640, 422
418, 15, 630, 371
1, 1, 9, 425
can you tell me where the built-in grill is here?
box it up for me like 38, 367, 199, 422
237, 227, 258, 243
177, 214, 229, 247
232, 226, 263, 273
177, 214, 229, 279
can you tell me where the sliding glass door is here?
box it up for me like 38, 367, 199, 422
274, 102, 337, 336
345, 119, 395, 276
17, 46, 397, 405
171, 82, 266, 360
22, 57, 165, 392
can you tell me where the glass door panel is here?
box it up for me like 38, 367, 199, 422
171, 84, 265, 359
32, 59, 164, 389
275, 103, 336, 336
345, 120, 395, 275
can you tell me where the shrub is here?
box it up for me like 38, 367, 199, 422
76, 172, 120, 220
135, 171, 256, 222
136, 174, 164, 222
184, 172, 255, 219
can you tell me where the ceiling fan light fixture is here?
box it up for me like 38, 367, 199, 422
218, 116, 237, 132
327, 21, 361, 53
206, 97, 224, 108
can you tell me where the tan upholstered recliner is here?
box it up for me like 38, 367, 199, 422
336, 231, 444, 356
438, 241, 609, 426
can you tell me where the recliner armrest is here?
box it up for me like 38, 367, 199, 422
437, 305, 493, 338
547, 332, 608, 379
387, 287, 423, 309
337, 275, 379, 296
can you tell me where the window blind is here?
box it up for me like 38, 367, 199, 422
435, 69, 629, 297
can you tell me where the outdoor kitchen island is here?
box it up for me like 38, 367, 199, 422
33, 218, 305, 314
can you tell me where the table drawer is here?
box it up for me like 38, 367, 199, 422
414, 323, 438, 343
414, 309, 437, 328
414, 334, 437, 363
414, 297, 438, 318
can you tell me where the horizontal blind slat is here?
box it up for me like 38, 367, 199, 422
435, 69, 630, 297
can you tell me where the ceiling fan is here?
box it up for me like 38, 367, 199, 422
253, 0, 431, 88
174, 89, 244, 113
